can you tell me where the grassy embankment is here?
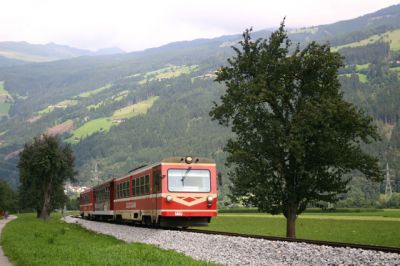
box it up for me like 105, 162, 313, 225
1, 213, 214, 266
203, 208, 400, 247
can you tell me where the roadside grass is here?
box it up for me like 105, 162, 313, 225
1, 214, 214, 266
333, 29, 400, 51
201, 210, 400, 247
67, 117, 113, 143
112, 96, 159, 120
78, 84, 113, 98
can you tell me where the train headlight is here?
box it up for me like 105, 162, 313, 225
185, 156, 193, 164
207, 196, 213, 203
166, 195, 173, 202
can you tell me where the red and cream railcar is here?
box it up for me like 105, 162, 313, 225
80, 157, 218, 227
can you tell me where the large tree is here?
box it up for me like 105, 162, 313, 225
210, 23, 382, 238
18, 135, 76, 220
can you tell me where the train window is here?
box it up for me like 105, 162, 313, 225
140, 176, 145, 195
132, 178, 135, 196
167, 169, 211, 192
145, 175, 150, 194
136, 177, 140, 196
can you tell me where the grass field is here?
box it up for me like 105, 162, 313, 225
1, 214, 213, 266
355, 63, 370, 71
112, 96, 159, 120
339, 73, 368, 83
87, 90, 129, 110
67, 117, 113, 142
0, 81, 12, 116
333, 29, 400, 51
38, 99, 78, 115
0, 103, 11, 116
201, 209, 400, 247
78, 84, 113, 98
139, 65, 198, 84
71, 96, 158, 143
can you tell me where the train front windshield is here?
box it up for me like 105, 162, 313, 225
167, 169, 211, 192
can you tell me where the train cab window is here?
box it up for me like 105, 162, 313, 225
167, 169, 211, 192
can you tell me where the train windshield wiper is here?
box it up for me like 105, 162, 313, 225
181, 168, 191, 186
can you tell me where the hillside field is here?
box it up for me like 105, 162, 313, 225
333, 29, 400, 51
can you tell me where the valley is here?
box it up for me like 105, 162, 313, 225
0, 4, 400, 209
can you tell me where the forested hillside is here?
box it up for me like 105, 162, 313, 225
1, 4, 400, 207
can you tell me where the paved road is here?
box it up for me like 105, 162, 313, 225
0, 215, 16, 266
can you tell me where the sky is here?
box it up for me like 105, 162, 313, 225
0, 0, 399, 52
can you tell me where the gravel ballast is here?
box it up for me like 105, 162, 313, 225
64, 216, 400, 265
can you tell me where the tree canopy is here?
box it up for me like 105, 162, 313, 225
18, 135, 76, 220
210, 22, 382, 238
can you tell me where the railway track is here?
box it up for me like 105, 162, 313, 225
71, 215, 400, 254
178, 228, 400, 254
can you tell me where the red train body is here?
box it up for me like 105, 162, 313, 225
79, 157, 218, 227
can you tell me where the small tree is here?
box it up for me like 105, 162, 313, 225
18, 135, 76, 220
210, 22, 382, 238
0, 180, 17, 213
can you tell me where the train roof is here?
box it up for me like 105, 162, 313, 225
82, 157, 216, 187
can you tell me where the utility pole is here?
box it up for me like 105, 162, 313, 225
384, 162, 393, 199
91, 162, 101, 185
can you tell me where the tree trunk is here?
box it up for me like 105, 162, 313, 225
286, 206, 297, 238
40, 184, 52, 221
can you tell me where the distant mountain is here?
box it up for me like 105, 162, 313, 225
94, 47, 125, 55
0, 41, 125, 63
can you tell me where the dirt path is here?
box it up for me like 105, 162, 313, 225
0, 216, 16, 266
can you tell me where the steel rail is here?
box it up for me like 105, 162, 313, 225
178, 228, 400, 254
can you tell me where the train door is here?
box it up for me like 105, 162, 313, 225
152, 169, 162, 223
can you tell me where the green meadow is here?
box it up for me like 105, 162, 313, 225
202, 209, 400, 247
139, 65, 198, 84
78, 84, 113, 98
1, 214, 214, 266
112, 96, 159, 120
67, 118, 113, 142
339, 73, 368, 83
0, 81, 12, 116
333, 29, 400, 51
38, 99, 78, 115
70, 96, 158, 143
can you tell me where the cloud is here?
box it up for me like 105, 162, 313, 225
0, 0, 398, 51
